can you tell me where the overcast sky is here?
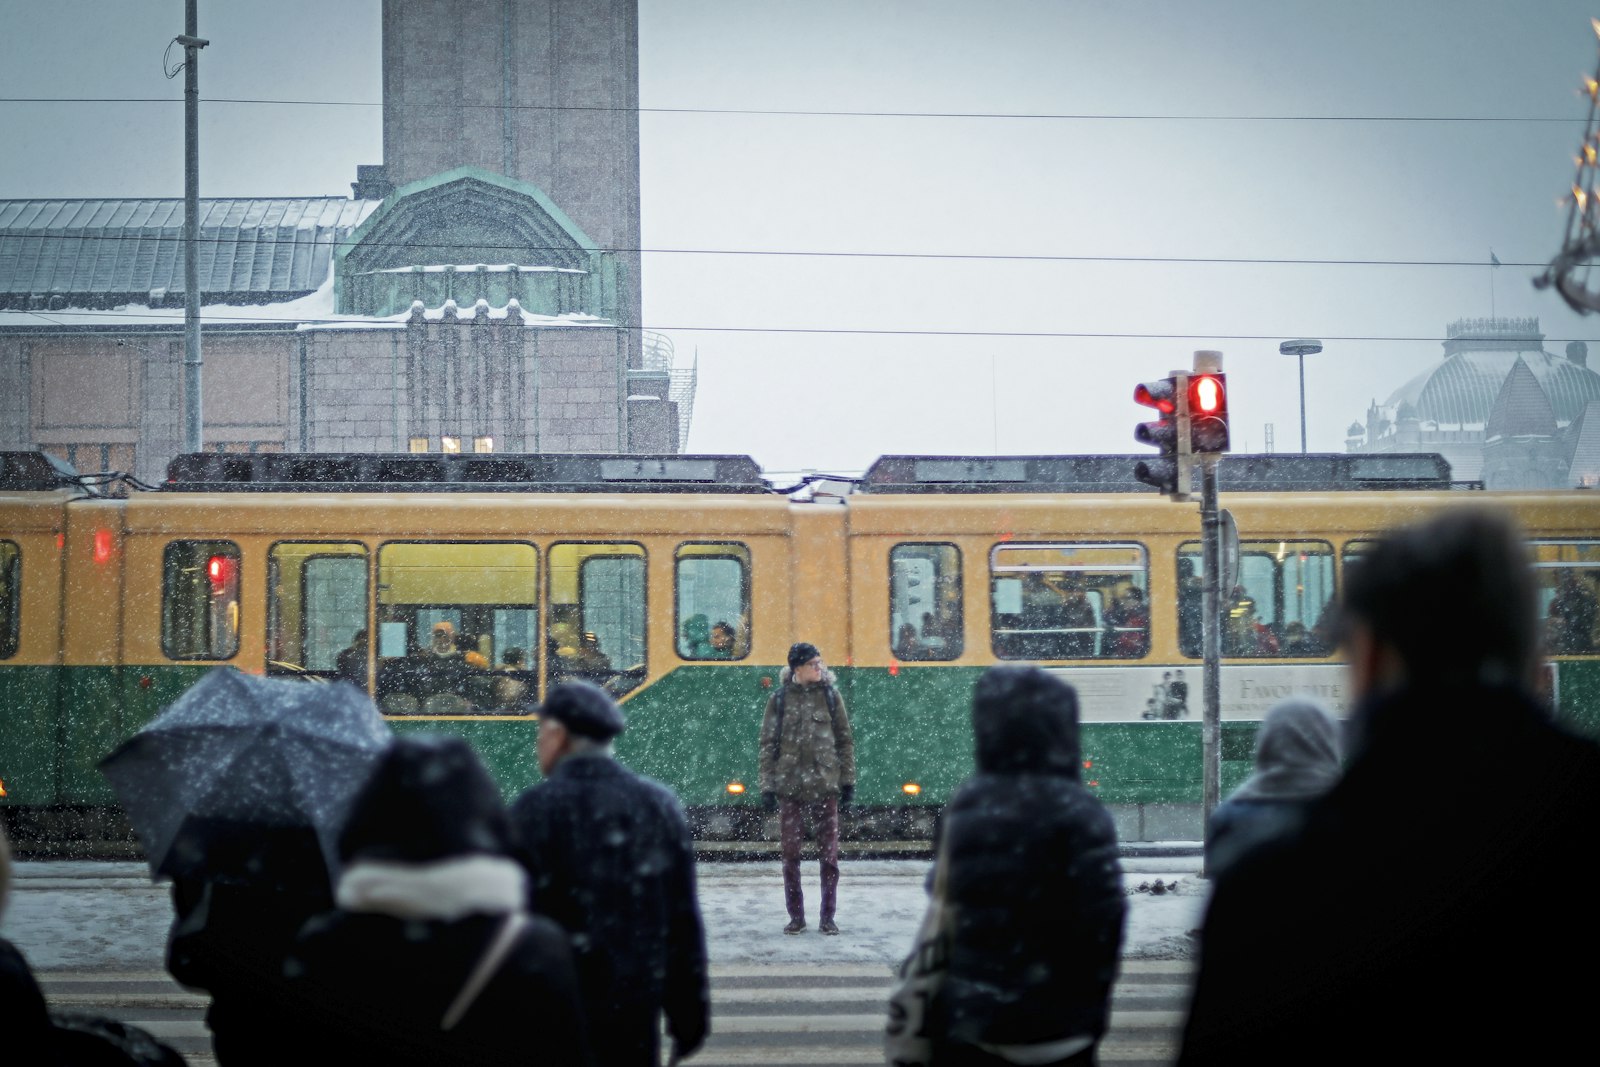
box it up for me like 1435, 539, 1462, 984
3, 1, 1599, 473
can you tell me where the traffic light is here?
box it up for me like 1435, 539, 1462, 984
1133, 373, 1192, 497
1188, 372, 1229, 454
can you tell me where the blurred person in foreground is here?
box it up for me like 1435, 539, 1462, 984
1, 824, 54, 1060
928, 666, 1126, 1066
1180, 508, 1600, 1065
509, 682, 709, 1066
286, 736, 591, 1066
1202, 697, 1341, 881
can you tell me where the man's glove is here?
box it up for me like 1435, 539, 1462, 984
761, 791, 778, 812
671, 1019, 707, 1062
839, 785, 854, 807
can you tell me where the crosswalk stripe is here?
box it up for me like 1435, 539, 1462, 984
710, 963, 893, 979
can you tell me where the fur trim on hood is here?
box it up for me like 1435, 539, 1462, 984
335, 855, 527, 921
778, 665, 838, 687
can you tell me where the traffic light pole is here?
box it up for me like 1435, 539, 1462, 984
1199, 455, 1223, 837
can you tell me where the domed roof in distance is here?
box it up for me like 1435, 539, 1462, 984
1484, 357, 1558, 441
1382, 318, 1600, 430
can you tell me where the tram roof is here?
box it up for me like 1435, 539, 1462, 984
858, 453, 1473, 493
162, 452, 770, 493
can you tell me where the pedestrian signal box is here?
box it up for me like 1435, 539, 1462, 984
1134, 373, 1193, 498
1188, 373, 1230, 454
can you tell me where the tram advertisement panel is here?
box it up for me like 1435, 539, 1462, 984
1045, 664, 1351, 722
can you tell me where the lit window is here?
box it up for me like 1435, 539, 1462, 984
473, 436, 494, 454
440, 436, 462, 454
408, 437, 430, 454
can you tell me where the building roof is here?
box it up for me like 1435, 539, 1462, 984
1484, 357, 1559, 440
1568, 401, 1600, 487
1379, 318, 1600, 430
0, 197, 379, 309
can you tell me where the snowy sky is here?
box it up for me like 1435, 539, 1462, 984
3, 0, 1599, 473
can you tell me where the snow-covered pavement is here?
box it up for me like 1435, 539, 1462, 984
2, 857, 1208, 971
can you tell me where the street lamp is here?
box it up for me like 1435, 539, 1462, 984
1278, 339, 1323, 453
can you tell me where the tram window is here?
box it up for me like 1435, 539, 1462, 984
1178, 540, 1336, 658
676, 544, 751, 661
891, 544, 963, 661
374, 542, 538, 715
1532, 541, 1600, 655
162, 540, 240, 660
991, 543, 1147, 660
549, 542, 646, 698
0, 541, 18, 659
267, 543, 368, 682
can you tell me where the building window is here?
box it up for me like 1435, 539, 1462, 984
39, 443, 136, 475
408, 437, 430, 454
162, 540, 241, 660
440, 436, 462, 454
676, 543, 750, 660
473, 436, 494, 454
890, 543, 962, 660
991, 543, 1148, 660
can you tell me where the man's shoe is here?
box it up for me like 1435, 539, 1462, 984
819, 919, 840, 935
784, 919, 807, 935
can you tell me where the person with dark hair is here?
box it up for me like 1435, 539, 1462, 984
1180, 508, 1600, 1065
286, 736, 592, 1067
335, 628, 368, 687
759, 642, 856, 935
923, 666, 1126, 1066
1, 825, 55, 1063
1203, 697, 1341, 880
508, 682, 708, 1067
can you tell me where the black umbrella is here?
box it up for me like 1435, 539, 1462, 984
100, 668, 393, 879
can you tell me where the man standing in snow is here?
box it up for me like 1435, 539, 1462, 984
1180, 509, 1600, 1065
760, 642, 856, 935
509, 682, 709, 1066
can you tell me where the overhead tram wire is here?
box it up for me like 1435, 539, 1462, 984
13, 307, 1600, 346
0, 96, 1587, 124
0, 229, 1548, 270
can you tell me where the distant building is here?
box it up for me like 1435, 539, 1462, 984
0, 0, 689, 486
1344, 317, 1600, 489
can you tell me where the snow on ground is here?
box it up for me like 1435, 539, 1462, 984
3, 858, 1207, 972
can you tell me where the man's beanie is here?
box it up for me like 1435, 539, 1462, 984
788, 642, 821, 670
538, 680, 626, 740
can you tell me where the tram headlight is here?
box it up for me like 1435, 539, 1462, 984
902, 782, 922, 796
726, 782, 746, 795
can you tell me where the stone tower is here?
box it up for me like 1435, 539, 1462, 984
375, 0, 641, 355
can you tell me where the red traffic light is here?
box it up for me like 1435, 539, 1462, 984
206, 554, 234, 590
1190, 373, 1225, 414
1134, 380, 1177, 414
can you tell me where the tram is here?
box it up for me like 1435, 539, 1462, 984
1, 448, 1597, 843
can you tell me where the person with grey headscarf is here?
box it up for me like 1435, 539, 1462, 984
1203, 698, 1340, 880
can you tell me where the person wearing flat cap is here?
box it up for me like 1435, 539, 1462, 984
508, 681, 709, 1066
759, 642, 856, 936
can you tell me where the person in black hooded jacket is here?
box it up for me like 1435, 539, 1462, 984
1180, 508, 1600, 1065
927, 666, 1127, 1067
285, 735, 592, 1067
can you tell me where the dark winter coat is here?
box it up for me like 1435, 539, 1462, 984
1203, 698, 1341, 880
284, 735, 593, 1067
928, 667, 1126, 1063
164, 821, 333, 1066
1180, 683, 1600, 1065
509, 753, 710, 1067
2, 938, 53, 1062
759, 667, 856, 801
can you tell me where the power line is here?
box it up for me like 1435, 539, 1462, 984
0, 228, 1546, 269
12, 306, 1597, 344
0, 96, 1587, 124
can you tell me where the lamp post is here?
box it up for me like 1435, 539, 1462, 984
1278, 339, 1323, 453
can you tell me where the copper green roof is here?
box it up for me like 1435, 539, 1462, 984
1382, 320, 1600, 429
0, 197, 378, 309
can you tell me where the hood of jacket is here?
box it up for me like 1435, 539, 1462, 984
970, 666, 1081, 777
1229, 697, 1342, 803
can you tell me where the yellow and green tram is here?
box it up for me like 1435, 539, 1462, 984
2, 449, 1598, 843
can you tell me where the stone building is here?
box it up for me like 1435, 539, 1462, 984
0, 0, 687, 486
1345, 317, 1600, 489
